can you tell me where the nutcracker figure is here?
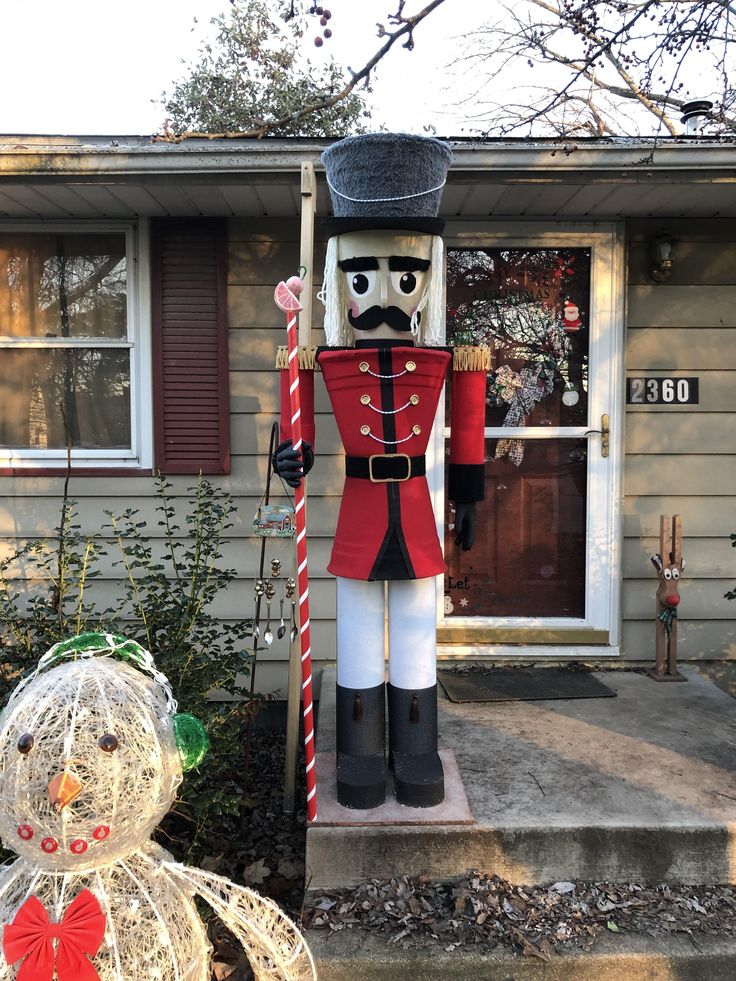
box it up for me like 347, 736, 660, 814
275, 134, 490, 809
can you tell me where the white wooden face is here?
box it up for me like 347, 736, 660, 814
337, 231, 433, 340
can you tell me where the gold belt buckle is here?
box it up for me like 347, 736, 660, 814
368, 453, 411, 483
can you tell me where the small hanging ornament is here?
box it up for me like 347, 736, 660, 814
253, 502, 295, 538
562, 299, 583, 333
562, 382, 580, 407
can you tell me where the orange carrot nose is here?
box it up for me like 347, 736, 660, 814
48, 771, 83, 811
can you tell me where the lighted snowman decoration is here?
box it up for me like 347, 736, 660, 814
0, 633, 315, 981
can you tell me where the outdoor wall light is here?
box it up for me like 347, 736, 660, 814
650, 234, 676, 284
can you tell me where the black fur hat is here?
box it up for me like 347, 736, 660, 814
321, 132, 453, 235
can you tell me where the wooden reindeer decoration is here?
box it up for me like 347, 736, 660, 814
649, 514, 686, 682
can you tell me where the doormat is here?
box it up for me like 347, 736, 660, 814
437, 668, 617, 703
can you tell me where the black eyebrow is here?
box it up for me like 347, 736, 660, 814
388, 256, 431, 272
338, 257, 379, 272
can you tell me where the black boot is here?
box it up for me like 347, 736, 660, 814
388, 683, 444, 808
336, 683, 386, 809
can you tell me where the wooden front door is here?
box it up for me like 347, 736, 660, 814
439, 227, 621, 645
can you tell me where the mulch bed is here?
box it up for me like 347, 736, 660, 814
305, 874, 736, 961
171, 729, 308, 981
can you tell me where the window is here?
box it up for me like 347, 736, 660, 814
444, 246, 591, 619
0, 223, 151, 469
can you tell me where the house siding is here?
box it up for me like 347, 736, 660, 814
228, 218, 336, 693
621, 218, 736, 660
2, 215, 736, 692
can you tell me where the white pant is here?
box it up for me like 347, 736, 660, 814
336, 576, 437, 690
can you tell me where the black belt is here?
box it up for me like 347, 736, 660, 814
345, 453, 426, 483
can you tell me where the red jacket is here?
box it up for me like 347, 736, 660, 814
279, 341, 489, 581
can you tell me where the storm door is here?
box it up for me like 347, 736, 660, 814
437, 228, 622, 650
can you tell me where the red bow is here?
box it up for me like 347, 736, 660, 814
3, 889, 106, 981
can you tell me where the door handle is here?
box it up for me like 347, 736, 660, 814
584, 414, 610, 458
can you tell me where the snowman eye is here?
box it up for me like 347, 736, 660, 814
98, 733, 119, 753
17, 733, 34, 755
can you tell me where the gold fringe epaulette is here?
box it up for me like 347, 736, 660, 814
275, 345, 319, 370
452, 345, 493, 372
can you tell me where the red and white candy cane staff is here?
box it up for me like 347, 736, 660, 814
274, 275, 317, 822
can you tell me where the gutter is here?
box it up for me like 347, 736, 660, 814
0, 136, 734, 182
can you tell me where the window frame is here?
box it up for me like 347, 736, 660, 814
0, 219, 152, 471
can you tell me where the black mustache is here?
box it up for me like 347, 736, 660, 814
348, 306, 418, 332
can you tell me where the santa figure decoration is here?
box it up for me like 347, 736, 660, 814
274, 134, 491, 810
562, 299, 583, 333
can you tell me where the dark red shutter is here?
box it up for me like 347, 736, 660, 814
151, 219, 230, 474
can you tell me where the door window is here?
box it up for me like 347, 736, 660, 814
444, 246, 592, 620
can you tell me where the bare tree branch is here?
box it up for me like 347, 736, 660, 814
459, 0, 735, 137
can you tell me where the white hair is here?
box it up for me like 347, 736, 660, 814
318, 234, 445, 347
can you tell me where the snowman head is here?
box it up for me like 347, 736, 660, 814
0, 633, 208, 872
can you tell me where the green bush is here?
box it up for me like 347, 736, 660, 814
0, 475, 255, 861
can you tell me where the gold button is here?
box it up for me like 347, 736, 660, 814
360, 394, 371, 405
360, 425, 370, 436
359, 361, 370, 373
405, 360, 416, 372
410, 394, 419, 405
412, 425, 422, 435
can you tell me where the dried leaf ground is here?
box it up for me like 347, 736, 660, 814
305, 875, 736, 961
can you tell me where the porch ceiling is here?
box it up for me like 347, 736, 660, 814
0, 135, 734, 220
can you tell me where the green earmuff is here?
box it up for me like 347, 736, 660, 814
173, 713, 210, 772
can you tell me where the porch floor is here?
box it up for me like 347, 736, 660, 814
307, 665, 736, 890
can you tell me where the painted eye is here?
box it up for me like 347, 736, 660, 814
663, 569, 672, 580
391, 270, 422, 296
17, 733, 34, 755
347, 271, 375, 297
98, 734, 119, 753
672, 568, 680, 580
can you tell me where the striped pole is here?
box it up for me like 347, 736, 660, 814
275, 279, 317, 822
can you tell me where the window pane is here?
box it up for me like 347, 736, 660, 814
0, 348, 131, 449
444, 439, 587, 618
446, 248, 591, 429
0, 233, 127, 338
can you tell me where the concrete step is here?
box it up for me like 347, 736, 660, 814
308, 667, 736, 889
307, 929, 736, 981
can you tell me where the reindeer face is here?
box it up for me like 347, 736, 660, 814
651, 553, 685, 608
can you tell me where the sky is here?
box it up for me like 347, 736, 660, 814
0, 0, 483, 137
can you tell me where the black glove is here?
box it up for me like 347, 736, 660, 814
454, 501, 477, 551
273, 439, 314, 488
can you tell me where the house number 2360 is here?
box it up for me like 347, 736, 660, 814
626, 376, 699, 405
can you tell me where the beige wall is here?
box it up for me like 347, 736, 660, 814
622, 219, 736, 660
2, 216, 735, 697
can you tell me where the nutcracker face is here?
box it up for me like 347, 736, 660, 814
337, 231, 433, 341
